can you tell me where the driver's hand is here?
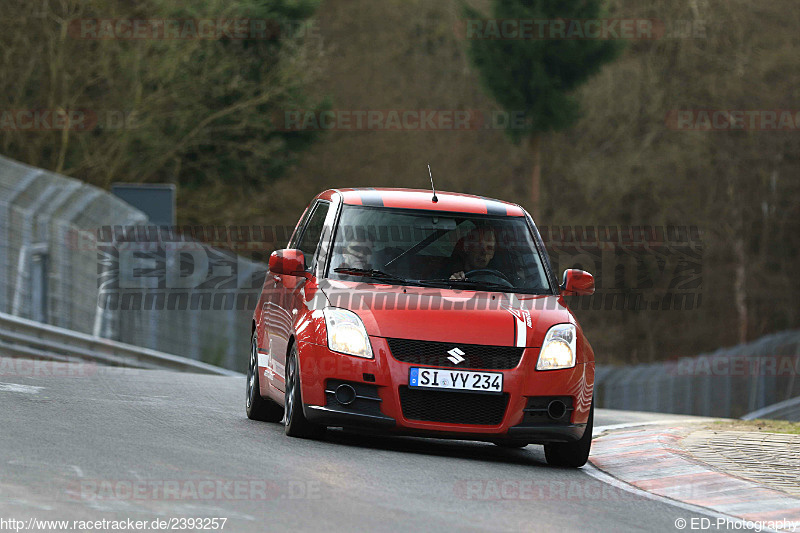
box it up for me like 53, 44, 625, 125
450, 271, 466, 280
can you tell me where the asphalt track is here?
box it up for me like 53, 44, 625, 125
0, 359, 739, 532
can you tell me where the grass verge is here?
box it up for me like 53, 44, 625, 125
708, 419, 800, 435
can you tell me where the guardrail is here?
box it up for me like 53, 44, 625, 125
743, 396, 800, 422
595, 329, 800, 419
0, 311, 242, 376
1, 155, 264, 373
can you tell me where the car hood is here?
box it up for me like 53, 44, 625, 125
319, 280, 571, 347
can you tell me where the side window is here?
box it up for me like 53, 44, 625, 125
288, 206, 313, 249
296, 202, 329, 269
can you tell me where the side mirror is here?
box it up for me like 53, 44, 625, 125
561, 269, 595, 296
269, 249, 310, 278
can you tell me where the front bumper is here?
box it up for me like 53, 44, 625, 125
304, 405, 396, 428
297, 337, 594, 443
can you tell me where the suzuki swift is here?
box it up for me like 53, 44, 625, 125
247, 188, 596, 467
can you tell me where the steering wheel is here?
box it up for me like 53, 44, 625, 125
464, 268, 514, 287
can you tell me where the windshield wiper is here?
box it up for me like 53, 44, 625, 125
418, 278, 510, 290
333, 268, 516, 291
333, 267, 412, 285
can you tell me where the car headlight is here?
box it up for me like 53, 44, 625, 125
323, 307, 373, 359
536, 324, 577, 370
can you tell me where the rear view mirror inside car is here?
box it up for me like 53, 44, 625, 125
414, 216, 457, 230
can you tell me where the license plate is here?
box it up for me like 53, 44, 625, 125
408, 367, 503, 394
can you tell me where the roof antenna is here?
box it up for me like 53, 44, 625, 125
428, 164, 438, 203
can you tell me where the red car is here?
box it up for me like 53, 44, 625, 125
247, 188, 596, 467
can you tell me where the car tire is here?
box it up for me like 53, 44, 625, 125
246, 331, 284, 422
544, 401, 594, 468
284, 343, 325, 439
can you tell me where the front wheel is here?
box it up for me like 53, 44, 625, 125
284, 343, 325, 439
544, 401, 593, 468
246, 332, 284, 422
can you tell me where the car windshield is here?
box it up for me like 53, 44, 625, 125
326, 205, 551, 294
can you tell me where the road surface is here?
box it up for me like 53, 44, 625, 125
0, 360, 733, 532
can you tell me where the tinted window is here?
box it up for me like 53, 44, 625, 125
297, 202, 329, 268
288, 206, 313, 249
327, 205, 550, 293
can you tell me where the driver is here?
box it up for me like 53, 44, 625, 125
336, 227, 375, 270
449, 226, 497, 280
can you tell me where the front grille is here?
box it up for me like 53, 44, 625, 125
398, 386, 509, 425
387, 338, 524, 370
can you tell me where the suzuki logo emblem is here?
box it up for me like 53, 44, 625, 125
446, 347, 466, 365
